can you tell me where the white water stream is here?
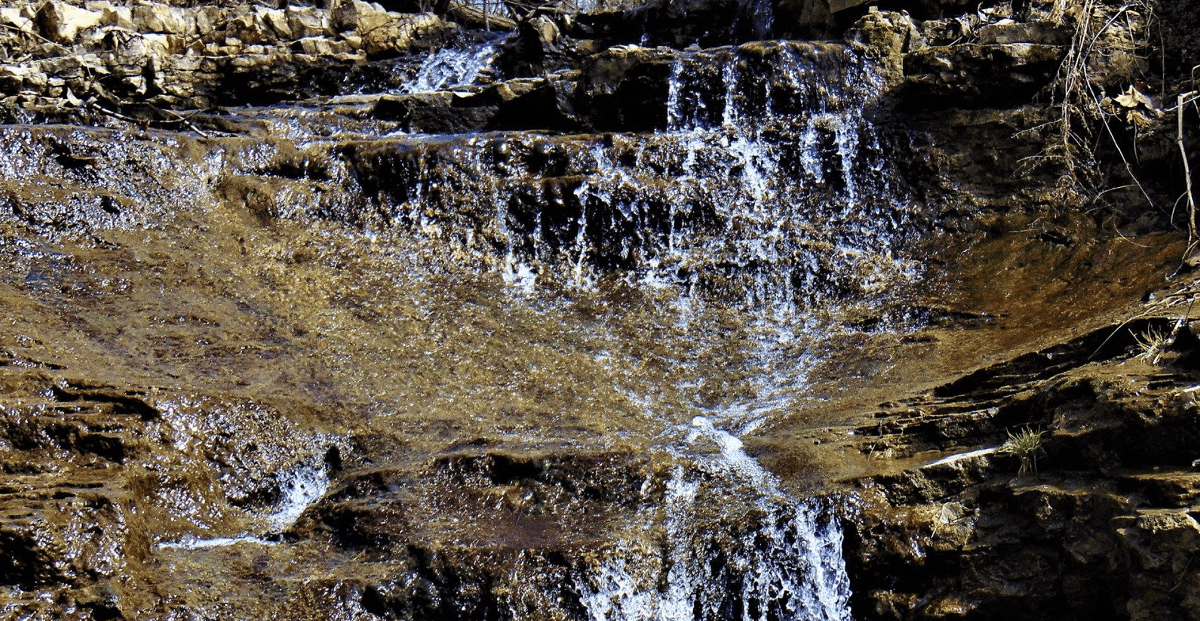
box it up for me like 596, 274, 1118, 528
174, 40, 912, 616
158, 463, 329, 550
577, 418, 853, 621
397, 38, 502, 94
564, 44, 902, 620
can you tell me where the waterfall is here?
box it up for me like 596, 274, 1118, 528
352, 40, 908, 620
560, 43, 896, 621
396, 37, 502, 94
380, 41, 919, 328
577, 418, 853, 621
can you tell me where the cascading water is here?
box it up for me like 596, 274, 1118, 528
577, 418, 853, 621
350, 41, 908, 620
396, 37, 503, 94
138, 37, 918, 618
564, 43, 911, 621
365, 41, 919, 423
350, 48, 915, 619
377, 42, 917, 319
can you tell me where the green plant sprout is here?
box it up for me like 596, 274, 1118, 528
999, 427, 1046, 475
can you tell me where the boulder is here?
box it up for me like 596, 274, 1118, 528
131, 3, 188, 35
286, 7, 330, 39
36, 1, 103, 44
331, 0, 391, 35
0, 6, 36, 34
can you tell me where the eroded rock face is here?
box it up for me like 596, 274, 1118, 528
844, 354, 1200, 621
0, 0, 1198, 619
1, 0, 455, 110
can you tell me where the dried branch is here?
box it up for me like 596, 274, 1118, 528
1179, 90, 1198, 243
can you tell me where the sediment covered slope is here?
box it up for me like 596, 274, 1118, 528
0, 0, 1197, 619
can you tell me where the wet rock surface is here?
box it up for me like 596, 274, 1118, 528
0, 0, 1197, 619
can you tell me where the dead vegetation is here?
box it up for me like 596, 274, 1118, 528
1026, 0, 1198, 252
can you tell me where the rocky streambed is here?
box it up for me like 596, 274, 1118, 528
0, 0, 1198, 619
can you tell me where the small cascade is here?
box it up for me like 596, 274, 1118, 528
157, 462, 329, 550
376, 41, 918, 325
264, 464, 330, 532
356, 40, 921, 430
398, 38, 503, 94
340, 40, 913, 619
577, 417, 853, 621
648, 43, 914, 314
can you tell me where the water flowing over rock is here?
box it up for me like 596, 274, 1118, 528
0, 0, 1199, 619
398, 36, 503, 94
360, 41, 917, 320
577, 420, 852, 621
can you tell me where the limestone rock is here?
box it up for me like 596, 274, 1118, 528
36, 1, 103, 44
1119, 510, 1200, 621
360, 13, 446, 57
99, 4, 135, 29
295, 36, 340, 56
900, 43, 1066, 109
141, 32, 178, 57
575, 45, 678, 131
771, 0, 833, 38
828, 0, 870, 11
849, 9, 925, 80
372, 76, 577, 133
528, 15, 559, 47
978, 20, 1071, 45
257, 8, 293, 41
331, 0, 391, 35
131, 3, 187, 35
191, 6, 227, 39
286, 7, 329, 39
0, 65, 38, 93
227, 13, 277, 46
0, 6, 35, 34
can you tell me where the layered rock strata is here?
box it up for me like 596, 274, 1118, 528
0, 0, 1196, 619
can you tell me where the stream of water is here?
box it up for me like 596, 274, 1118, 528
355, 40, 910, 620
425, 41, 898, 620
403, 38, 502, 94
122, 37, 916, 619
576, 418, 853, 621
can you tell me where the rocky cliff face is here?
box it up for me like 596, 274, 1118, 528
0, 0, 1197, 619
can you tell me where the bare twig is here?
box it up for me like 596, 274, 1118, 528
86, 98, 209, 138
1179, 90, 1198, 243
0, 22, 70, 53
160, 107, 210, 137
